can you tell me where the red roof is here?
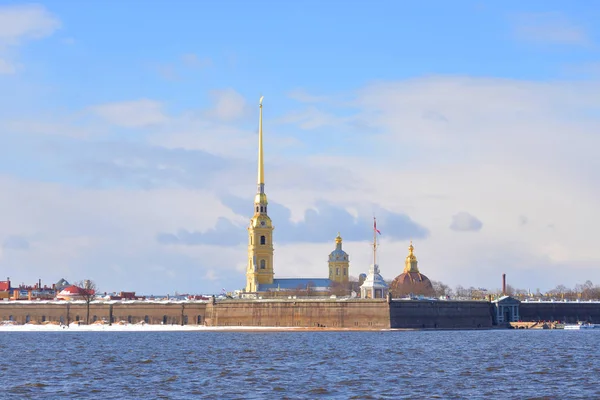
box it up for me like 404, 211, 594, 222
0, 281, 10, 291
60, 285, 83, 295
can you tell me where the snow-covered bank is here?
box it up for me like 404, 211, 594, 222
0, 323, 302, 332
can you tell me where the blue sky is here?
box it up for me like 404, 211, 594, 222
1, 1, 599, 294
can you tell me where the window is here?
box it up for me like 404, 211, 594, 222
260, 235, 266, 245
260, 206, 264, 212
260, 260, 266, 269
336, 268, 339, 276
144, 315, 149, 323
256, 206, 259, 212
343, 268, 347, 276
197, 315, 202, 324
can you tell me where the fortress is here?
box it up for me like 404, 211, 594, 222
2, 97, 600, 330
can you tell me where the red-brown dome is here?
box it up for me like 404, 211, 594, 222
390, 272, 434, 297
390, 241, 435, 297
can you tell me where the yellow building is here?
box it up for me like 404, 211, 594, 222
328, 233, 349, 283
243, 98, 350, 295
245, 96, 275, 293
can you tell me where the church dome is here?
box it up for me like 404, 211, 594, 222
389, 241, 434, 297
328, 233, 349, 262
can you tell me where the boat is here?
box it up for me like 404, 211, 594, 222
564, 323, 599, 330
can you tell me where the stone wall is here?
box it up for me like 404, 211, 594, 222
1, 299, 496, 329
204, 299, 390, 328
520, 302, 600, 323
0, 302, 208, 325
389, 300, 493, 329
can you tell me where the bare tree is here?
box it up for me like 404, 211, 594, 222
75, 280, 98, 325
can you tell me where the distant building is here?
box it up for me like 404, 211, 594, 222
328, 233, 349, 284
389, 242, 434, 297
57, 285, 89, 301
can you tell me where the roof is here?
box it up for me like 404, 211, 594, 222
59, 285, 83, 295
258, 278, 332, 291
328, 248, 348, 261
0, 281, 10, 291
492, 295, 521, 305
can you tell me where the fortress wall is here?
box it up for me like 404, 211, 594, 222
389, 300, 493, 329
1, 300, 497, 329
205, 299, 390, 328
520, 302, 600, 323
0, 302, 208, 325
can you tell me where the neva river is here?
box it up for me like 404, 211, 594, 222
0, 330, 598, 399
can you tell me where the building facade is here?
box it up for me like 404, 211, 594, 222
328, 233, 349, 284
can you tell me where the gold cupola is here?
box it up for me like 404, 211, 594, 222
403, 240, 419, 273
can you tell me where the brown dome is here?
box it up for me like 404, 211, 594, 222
390, 272, 434, 297
390, 241, 435, 297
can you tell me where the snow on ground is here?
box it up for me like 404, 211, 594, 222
0, 322, 302, 332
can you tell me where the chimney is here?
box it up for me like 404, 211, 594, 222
502, 273, 506, 296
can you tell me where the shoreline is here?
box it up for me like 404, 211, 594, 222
0, 323, 500, 333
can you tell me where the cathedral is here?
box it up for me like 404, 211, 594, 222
244, 98, 349, 296
243, 97, 432, 299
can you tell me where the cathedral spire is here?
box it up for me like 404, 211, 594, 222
257, 95, 265, 193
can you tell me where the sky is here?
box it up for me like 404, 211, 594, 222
1, 1, 599, 295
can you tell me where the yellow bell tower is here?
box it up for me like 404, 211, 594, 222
246, 96, 274, 292
328, 233, 349, 283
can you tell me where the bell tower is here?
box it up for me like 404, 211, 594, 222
246, 96, 274, 292
328, 233, 349, 283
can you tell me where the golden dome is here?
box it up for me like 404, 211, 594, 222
254, 193, 268, 205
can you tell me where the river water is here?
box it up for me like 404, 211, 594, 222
0, 329, 598, 399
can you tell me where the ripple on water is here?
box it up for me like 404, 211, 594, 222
1, 330, 599, 398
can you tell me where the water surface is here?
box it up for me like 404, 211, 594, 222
0, 330, 598, 399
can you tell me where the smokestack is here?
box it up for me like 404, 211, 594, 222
502, 273, 506, 296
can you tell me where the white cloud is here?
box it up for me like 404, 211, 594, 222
4, 75, 600, 294
0, 4, 59, 74
208, 88, 248, 121
512, 12, 590, 46
0, 4, 60, 44
90, 99, 168, 128
450, 212, 483, 232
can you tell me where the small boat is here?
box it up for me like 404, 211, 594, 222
564, 323, 598, 330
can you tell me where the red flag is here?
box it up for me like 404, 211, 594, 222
374, 218, 381, 235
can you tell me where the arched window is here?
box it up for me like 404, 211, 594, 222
144, 315, 149, 323
260, 206, 263, 212
260, 235, 266, 245
256, 206, 259, 212
42, 315, 46, 322
336, 268, 339, 276
163, 315, 168, 325
260, 260, 266, 269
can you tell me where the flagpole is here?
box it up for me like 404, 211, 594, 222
373, 217, 377, 266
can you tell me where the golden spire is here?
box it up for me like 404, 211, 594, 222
258, 96, 264, 187
335, 232, 342, 244
408, 240, 414, 256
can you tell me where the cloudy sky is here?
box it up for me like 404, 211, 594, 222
1, 1, 599, 295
